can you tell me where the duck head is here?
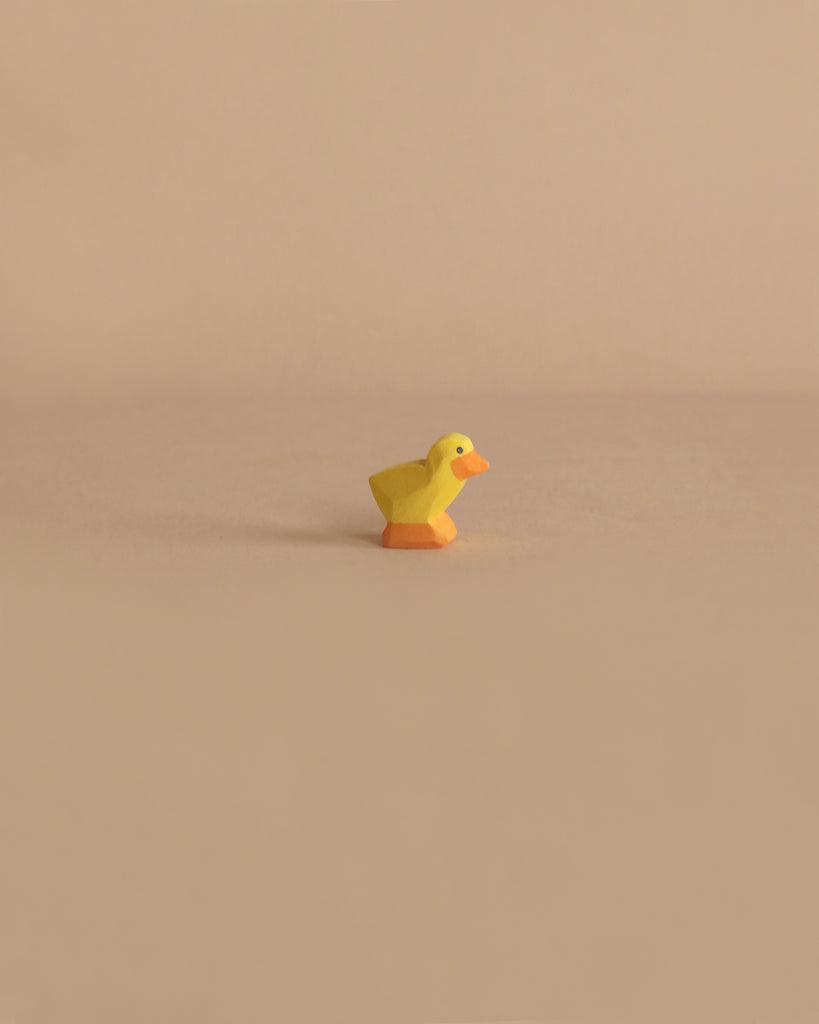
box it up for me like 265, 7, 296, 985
427, 433, 490, 479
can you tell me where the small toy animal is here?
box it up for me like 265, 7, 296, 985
369, 433, 489, 548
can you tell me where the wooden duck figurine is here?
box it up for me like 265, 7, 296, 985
369, 433, 490, 548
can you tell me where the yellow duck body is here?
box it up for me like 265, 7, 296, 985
369, 432, 489, 549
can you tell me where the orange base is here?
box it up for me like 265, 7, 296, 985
382, 513, 457, 549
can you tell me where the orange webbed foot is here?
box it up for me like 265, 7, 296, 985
381, 514, 457, 549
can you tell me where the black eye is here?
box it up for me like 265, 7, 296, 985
456, 446, 463, 454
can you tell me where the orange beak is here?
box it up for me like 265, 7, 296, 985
451, 449, 490, 480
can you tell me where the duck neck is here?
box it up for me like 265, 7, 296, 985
427, 457, 465, 513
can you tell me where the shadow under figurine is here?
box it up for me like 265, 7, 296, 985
369, 433, 490, 549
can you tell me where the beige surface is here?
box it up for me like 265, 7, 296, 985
2, 393, 818, 1023
2, 0, 819, 397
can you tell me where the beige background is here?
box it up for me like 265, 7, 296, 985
2, 4, 819, 1024
2, 0, 818, 396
